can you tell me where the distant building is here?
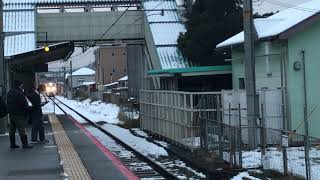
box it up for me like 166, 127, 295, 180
66, 67, 95, 88
95, 45, 127, 85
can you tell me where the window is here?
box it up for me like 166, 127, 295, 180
123, 52, 126, 56
113, 69, 116, 73
239, 78, 245, 90
78, 78, 85, 84
124, 68, 126, 72
112, 52, 115, 56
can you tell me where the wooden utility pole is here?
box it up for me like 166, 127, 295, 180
243, 0, 258, 148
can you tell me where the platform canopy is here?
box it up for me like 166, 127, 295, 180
6, 42, 74, 72
148, 65, 232, 77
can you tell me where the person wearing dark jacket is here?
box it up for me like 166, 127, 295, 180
27, 86, 48, 144
7, 80, 33, 149
0, 96, 7, 118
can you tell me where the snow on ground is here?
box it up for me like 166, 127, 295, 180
102, 124, 168, 158
86, 126, 135, 159
166, 160, 206, 179
42, 100, 64, 115
56, 96, 168, 158
131, 128, 148, 138
223, 146, 320, 179
56, 96, 119, 124
154, 140, 169, 148
231, 172, 261, 180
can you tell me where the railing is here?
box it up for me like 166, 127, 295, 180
140, 90, 221, 150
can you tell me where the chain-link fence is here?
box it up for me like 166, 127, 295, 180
200, 102, 319, 179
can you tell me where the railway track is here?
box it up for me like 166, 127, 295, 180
48, 96, 206, 180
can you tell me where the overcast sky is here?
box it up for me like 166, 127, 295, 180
253, 0, 311, 14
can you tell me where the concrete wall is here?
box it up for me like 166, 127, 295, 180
37, 11, 143, 42
95, 45, 127, 85
287, 21, 320, 137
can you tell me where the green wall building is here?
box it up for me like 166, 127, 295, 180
217, 0, 320, 138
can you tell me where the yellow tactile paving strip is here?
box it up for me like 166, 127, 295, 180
49, 115, 92, 180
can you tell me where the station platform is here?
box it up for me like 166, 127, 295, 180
0, 114, 138, 180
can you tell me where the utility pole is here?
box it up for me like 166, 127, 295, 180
63, 66, 66, 96
0, 1, 6, 134
70, 60, 73, 99
243, 0, 258, 148
302, 50, 311, 180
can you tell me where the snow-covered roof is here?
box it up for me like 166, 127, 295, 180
118, 76, 128, 81
103, 81, 119, 87
4, 3, 36, 56
143, 0, 193, 70
82, 81, 96, 85
217, 0, 320, 48
72, 67, 95, 76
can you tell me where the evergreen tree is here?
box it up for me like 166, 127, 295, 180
178, 0, 243, 66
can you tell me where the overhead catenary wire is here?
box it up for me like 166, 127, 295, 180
258, 0, 320, 13
111, 0, 167, 39
92, 6, 131, 46
88, 0, 165, 46
59, 1, 166, 71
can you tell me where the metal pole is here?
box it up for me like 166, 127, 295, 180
0, 1, 6, 134
243, 0, 258, 148
260, 104, 266, 156
238, 104, 243, 167
302, 50, 310, 180
280, 50, 288, 175
63, 66, 66, 96
53, 96, 55, 114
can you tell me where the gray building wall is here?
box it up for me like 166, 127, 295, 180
68, 75, 95, 88
127, 44, 147, 99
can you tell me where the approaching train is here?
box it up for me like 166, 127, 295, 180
44, 82, 58, 97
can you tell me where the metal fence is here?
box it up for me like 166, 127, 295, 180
140, 90, 221, 150
140, 89, 320, 179
200, 102, 320, 179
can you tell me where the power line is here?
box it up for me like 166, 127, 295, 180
93, 6, 131, 46
112, 17, 143, 38
146, 0, 166, 14
260, 0, 319, 13
111, 1, 167, 38
68, 0, 166, 59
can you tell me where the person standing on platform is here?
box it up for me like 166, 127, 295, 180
7, 80, 33, 149
27, 85, 48, 144
0, 95, 7, 118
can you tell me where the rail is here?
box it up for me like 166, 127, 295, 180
47, 96, 179, 180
